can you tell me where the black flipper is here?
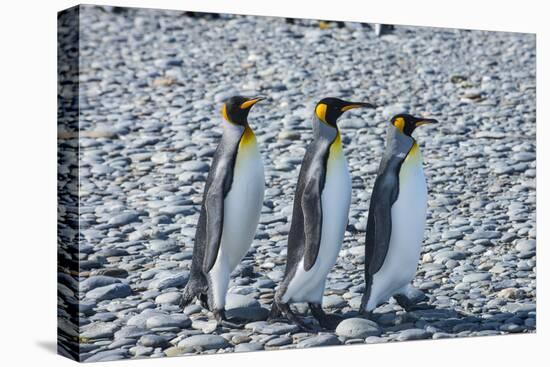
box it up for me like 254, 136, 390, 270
202, 185, 225, 272
200, 131, 242, 273
302, 171, 324, 271
362, 125, 414, 310
277, 137, 332, 296
183, 128, 242, 306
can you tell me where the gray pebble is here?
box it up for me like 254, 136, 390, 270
335, 318, 382, 338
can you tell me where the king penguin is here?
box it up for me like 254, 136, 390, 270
270, 97, 375, 330
180, 95, 266, 327
359, 114, 437, 316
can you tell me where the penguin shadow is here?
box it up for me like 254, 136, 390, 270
341, 301, 531, 336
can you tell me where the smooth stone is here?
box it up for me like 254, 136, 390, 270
81, 322, 119, 339
497, 288, 523, 300
297, 334, 341, 348
235, 342, 264, 352
400, 287, 427, 304
108, 212, 140, 227
183, 304, 203, 315
409, 309, 458, 321
81, 276, 121, 292
155, 291, 182, 305
139, 334, 169, 347
109, 338, 136, 349
434, 250, 466, 263
129, 345, 153, 356
79, 300, 96, 316
114, 325, 148, 339
126, 310, 165, 328
226, 294, 269, 321
247, 321, 300, 335
163, 346, 185, 357
265, 335, 293, 347
500, 323, 525, 333
177, 334, 230, 350
191, 319, 218, 333
145, 314, 191, 329
85, 283, 132, 301
515, 239, 536, 253
365, 336, 386, 344
148, 272, 188, 290
432, 332, 456, 339
158, 206, 193, 216
335, 318, 382, 338
396, 328, 432, 341
180, 161, 209, 172
84, 350, 128, 362
462, 273, 491, 283
95, 268, 128, 280
502, 302, 536, 313
278, 130, 301, 141
148, 239, 179, 252
323, 295, 347, 308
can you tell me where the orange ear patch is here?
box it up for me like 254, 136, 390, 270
315, 103, 328, 124
393, 117, 405, 132
221, 103, 230, 122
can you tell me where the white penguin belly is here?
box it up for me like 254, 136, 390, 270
283, 151, 351, 304
367, 146, 427, 310
209, 142, 265, 309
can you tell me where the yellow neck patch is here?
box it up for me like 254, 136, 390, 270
329, 130, 343, 157
239, 125, 256, 149
393, 117, 405, 132
315, 103, 328, 124
404, 141, 422, 165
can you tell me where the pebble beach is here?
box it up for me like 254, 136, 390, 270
57, 5, 536, 362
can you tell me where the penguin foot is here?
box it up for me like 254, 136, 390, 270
179, 285, 196, 309
309, 303, 343, 330
272, 302, 315, 332
394, 294, 416, 312
358, 308, 375, 320
213, 309, 244, 329
199, 293, 209, 310
316, 313, 344, 330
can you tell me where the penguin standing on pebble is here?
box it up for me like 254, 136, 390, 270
270, 97, 375, 330
180, 96, 266, 327
359, 114, 437, 317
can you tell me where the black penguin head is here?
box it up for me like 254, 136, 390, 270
391, 114, 438, 136
315, 97, 376, 127
221, 95, 265, 126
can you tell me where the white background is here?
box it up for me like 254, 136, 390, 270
0, 0, 546, 365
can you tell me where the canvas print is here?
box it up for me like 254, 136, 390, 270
57, 4, 536, 362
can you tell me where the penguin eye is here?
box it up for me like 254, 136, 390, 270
393, 117, 405, 132
315, 103, 328, 124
